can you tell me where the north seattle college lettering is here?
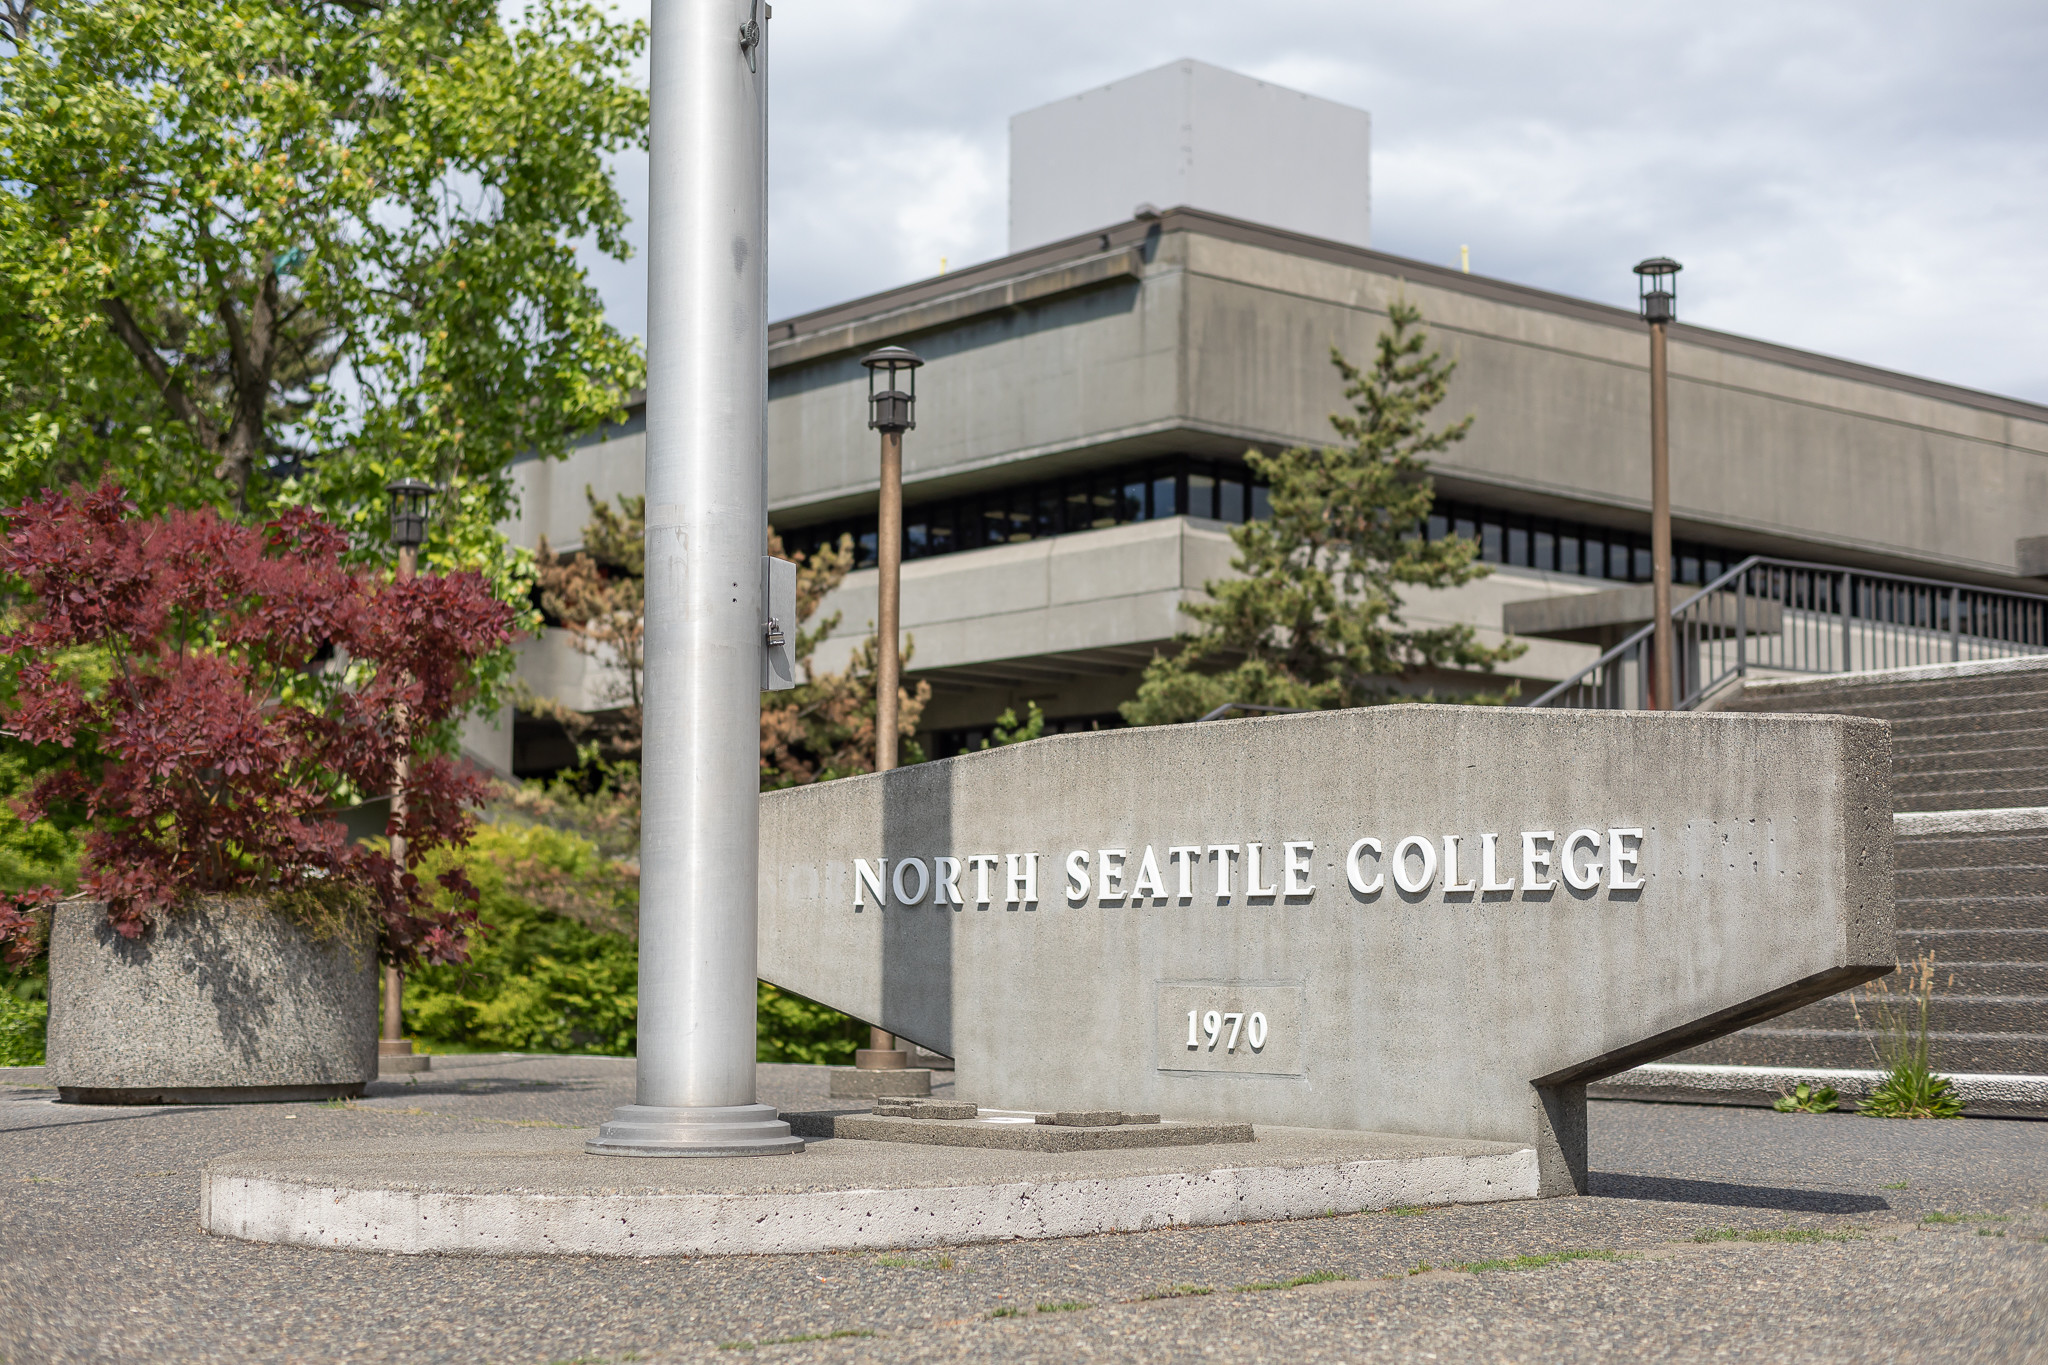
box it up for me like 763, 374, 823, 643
851, 827, 1648, 909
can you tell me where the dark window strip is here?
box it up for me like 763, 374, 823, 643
780, 460, 1744, 587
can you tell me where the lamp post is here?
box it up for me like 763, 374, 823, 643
854, 343, 922, 1072
585, 0, 801, 1156
1634, 257, 1681, 711
381, 478, 433, 1070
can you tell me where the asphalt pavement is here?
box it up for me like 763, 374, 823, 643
1, 1055, 2042, 1364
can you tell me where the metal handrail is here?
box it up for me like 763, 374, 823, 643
1523, 555, 2048, 710
1198, 702, 1314, 722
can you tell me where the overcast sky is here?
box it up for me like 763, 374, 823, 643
580, 1, 2048, 403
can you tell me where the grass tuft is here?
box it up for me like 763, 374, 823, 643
1141, 1284, 1214, 1300
719, 1329, 875, 1351
1690, 1227, 1862, 1245
1881, 1180, 1909, 1189
989, 1307, 1024, 1319
1454, 1250, 1625, 1273
1852, 955, 1965, 1118
1233, 1270, 1348, 1292
1035, 1301, 1089, 1313
1389, 1205, 1437, 1217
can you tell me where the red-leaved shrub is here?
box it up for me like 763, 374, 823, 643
0, 482, 514, 966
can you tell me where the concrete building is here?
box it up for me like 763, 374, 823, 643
500, 66, 2048, 775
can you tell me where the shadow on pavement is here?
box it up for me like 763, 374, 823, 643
1591, 1171, 1892, 1213
360, 1077, 611, 1099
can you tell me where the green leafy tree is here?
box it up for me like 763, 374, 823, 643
0, 0, 646, 594
1122, 302, 1523, 725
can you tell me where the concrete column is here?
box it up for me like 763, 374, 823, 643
587, 0, 800, 1157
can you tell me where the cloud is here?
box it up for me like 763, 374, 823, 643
582, 0, 2048, 401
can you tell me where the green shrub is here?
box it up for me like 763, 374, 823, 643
408, 823, 639, 1056
407, 818, 870, 1062
757, 981, 866, 1064
0, 978, 46, 1066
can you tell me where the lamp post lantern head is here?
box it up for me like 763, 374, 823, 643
1634, 257, 1682, 324
861, 345, 924, 434
385, 478, 433, 551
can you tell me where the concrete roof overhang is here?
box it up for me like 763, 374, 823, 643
763, 205, 2048, 427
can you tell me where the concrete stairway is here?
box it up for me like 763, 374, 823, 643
1670, 656, 2048, 1083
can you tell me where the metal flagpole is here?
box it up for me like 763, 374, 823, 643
588, 0, 801, 1157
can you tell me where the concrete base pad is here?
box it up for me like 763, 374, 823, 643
827, 1067, 932, 1098
201, 1125, 1538, 1257
1593, 1062, 2048, 1116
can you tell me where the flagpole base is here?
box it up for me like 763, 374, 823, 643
585, 1103, 804, 1158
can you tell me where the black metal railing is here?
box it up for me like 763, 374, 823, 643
1524, 556, 2048, 711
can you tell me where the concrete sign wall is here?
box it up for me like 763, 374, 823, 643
760, 707, 1893, 1194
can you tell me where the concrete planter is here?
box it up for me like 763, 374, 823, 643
47, 898, 378, 1104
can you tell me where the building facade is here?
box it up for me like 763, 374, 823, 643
498, 202, 2048, 773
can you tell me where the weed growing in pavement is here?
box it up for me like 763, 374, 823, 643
1882, 1181, 1910, 1189
1233, 1271, 1348, 1293
1405, 1263, 1434, 1275
1453, 1250, 1625, 1273
1773, 1082, 1840, 1113
874, 1254, 953, 1270
1141, 1285, 1214, 1300
989, 1307, 1024, 1319
1690, 1228, 1862, 1244
1852, 955, 1964, 1118
1978, 1228, 2007, 1237
1035, 1301, 1089, 1313
718, 1330, 874, 1351
1921, 1212, 2006, 1226
1389, 1206, 1437, 1217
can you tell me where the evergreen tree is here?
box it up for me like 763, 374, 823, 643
759, 529, 931, 787
1121, 302, 1523, 725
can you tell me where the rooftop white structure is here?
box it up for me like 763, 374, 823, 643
1008, 58, 1371, 253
